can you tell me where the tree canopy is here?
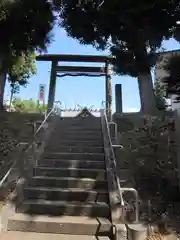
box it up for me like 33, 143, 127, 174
7, 52, 37, 109
154, 78, 168, 110
0, 0, 54, 57
54, 0, 180, 113
162, 54, 180, 102
55, 0, 180, 76
0, 0, 55, 109
8, 51, 37, 89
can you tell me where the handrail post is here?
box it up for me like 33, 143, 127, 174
100, 106, 125, 221
109, 121, 118, 143
121, 188, 139, 223
100, 103, 139, 223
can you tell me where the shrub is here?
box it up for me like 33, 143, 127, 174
120, 115, 179, 217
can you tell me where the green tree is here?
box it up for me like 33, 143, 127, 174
9, 52, 36, 85
55, 0, 180, 114
8, 51, 37, 110
0, 0, 54, 107
162, 54, 180, 102
154, 78, 168, 110
11, 97, 25, 112
12, 98, 47, 113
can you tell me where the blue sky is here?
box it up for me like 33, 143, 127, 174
4, 26, 180, 112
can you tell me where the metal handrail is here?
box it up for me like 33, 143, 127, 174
101, 103, 139, 223
0, 107, 55, 188
109, 122, 118, 142
101, 107, 125, 210
35, 107, 54, 135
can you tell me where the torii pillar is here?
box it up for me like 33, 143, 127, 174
105, 61, 112, 120
47, 61, 57, 112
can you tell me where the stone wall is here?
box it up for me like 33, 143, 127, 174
0, 112, 45, 181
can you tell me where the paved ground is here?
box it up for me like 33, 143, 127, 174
0, 232, 110, 240
0, 201, 4, 233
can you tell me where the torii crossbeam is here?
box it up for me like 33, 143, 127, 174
36, 54, 115, 117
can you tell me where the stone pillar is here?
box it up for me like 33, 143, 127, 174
105, 62, 109, 112
107, 75, 112, 120
138, 73, 157, 114
115, 84, 122, 113
105, 62, 112, 120
127, 224, 147, 240
47, 61, 57, 112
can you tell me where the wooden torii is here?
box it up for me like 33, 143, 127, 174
36, 54, 115, 118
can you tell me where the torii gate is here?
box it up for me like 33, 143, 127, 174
36, 54, 115, 118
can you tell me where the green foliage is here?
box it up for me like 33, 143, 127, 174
0, 115, 20, 175
0, 1, 16, 22
56, 1, 180, 77
120, 116, 178, 213
0, 0, 54, 108
8, 51, 37, 90
12, 98, 47, 113
162, 54, 180, 102
0, 127, 18, 158
0, 0, 54, 57
154, 79, 168, 110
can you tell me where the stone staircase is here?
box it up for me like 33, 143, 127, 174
2, 116, 113, 239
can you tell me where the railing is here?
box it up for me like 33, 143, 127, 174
100, 102, 139, 223
0, 107, 56, 188
101, 107, 125, 219
36, 107, 55, 135
45, 101, 62, 118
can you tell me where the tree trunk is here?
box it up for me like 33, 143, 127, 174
0, 56, 7, 111
137, 72, 157, 114
9, 84, 15, 112
126, 29, 158, 115
0, 70, 7, 110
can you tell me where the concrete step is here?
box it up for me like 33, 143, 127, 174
69, 124, 101, 128
17, 200, 110, 218
67, 127, 101, 131
70, 122, 101, 126
53, 135, 102, 141
53, 130, 102, 136
24, 187, 109, 203
29, 176, 108, 190
37, 159, 105, 169
7, 214, 111, 235
43, 152, 105, 161
61, 124, 101, 128
51, 138, 103, 143
34, 167, 106, 180
45, 146, 104, 153
51, 140, 103, 147
1, 232, 111, 240
60, 129, 102, 134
